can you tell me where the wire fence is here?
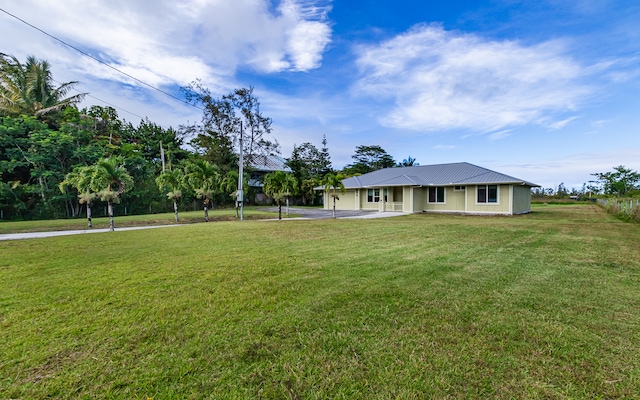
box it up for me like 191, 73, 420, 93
597, 198, 640, 222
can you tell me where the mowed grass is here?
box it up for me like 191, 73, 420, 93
1, 205, 639, 399
0, 207, 286, 235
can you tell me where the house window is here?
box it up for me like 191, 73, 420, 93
477, 185, 498, 203
428, 187, 445, 203
367, 189, 388, 202
367, 189, 380, 203
454, 186, 466, 191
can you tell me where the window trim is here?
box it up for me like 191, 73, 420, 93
427, 186, 446, 204
476, 184, 499, 204
366, 188, 388, 203
367, 188, 380, 203
453, 185, 466, 191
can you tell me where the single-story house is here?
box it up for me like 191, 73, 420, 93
320, 162, 540, 215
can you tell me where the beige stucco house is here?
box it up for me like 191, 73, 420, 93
321, 162, 539, 215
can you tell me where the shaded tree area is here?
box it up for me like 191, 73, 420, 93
1, 54, 342, 220
0, 109, 189, 220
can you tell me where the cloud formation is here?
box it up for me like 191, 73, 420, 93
355, 24, 592, 133
1, 0, 332, 88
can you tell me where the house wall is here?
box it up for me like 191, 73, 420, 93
325, 183, 530, 215
465, 184, 511, 214
360, 189, 379, 210
422, 187, 466, 212
512, 185, 532, 214
404, 187, 412, 212
412, 187, 426, 212
327, 189, 357, 210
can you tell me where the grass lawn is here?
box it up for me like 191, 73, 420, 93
1, 204, 639, 398
0, 207, 290, 235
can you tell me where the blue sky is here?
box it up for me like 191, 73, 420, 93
1, 0, 639, 189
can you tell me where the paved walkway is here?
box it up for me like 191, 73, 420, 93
0, 209, 406, 241
0, 224, 180, 241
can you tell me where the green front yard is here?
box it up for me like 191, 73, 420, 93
1, 205, 638, 398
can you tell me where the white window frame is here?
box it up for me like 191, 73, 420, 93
453, 186, 466, 191
367, 188, 380, 203
427, 186, 446, 204
476, 185, 499, 204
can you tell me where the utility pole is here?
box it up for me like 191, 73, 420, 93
160, 141, 166, 172
237, 121, 244, 221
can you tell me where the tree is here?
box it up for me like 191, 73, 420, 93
184, 159, 220, 222
287, 142, 323, 205
220, 170, 249, 217
343, 145, 395, 175
156, 168, 184, 222
322, 172, 346, 219
90, 157, 134, 231
184, 83, 279, 169
397, 156, 419, 167
60, 165, 97, 227
318, 134, 333, 176
592, 166, 640, 196
0, 54, 85, 118
263, 171, 298, 220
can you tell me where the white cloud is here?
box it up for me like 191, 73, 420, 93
488, 130, 512, 141
0, 0, 332, 88
354, 24, 593, 133
547, 116, 581, 130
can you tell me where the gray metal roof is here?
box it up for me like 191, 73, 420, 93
246, 154, 292, 172
340, 162, 539, 189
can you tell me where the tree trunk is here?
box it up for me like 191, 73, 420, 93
204, 201, 209, 222
87, 203, 92, 228
278, 203, 282, 220
286, 197, 289, 217
173, 200, 179, 222
108, 201, 114, 231
332, 195, 336, 219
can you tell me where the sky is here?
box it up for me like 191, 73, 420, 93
1, 0, 639, 189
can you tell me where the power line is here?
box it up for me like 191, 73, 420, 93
51, 78, 147, 121
0, 6, 203, 111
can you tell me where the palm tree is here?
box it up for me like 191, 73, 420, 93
322, 172, 346, 219
185, 160, 220, 222
0, 54, 85, 117
90, 157, 134, 231
156, 168, 184, 223
221, 170, 249, 218
263, 171, 298, 220
60, 165, 97, 228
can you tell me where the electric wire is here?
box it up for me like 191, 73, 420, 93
0, 6, 203, 111
51, 78, 147, 121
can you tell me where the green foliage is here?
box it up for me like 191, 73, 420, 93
184, 84, 279, 172
592, 165, 640, 196
397, 155, 419, 167
0, 54, 85, 118
322, 172, 346, 218
343, 145, 395, 175
184, 159, 221, 221
263, 170, 298, 219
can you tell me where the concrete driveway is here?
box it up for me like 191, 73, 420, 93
261, 207, 406, 220
0, 208, 405, 241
